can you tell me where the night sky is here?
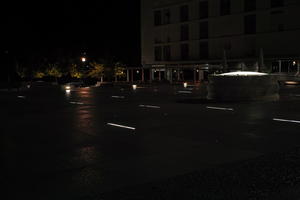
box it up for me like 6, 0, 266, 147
4, 1, 141, 65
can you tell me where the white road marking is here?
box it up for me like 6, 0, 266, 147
273, 118, 300, 124
17, 96, 26, 99
206, 106, 234, 111
112, 96, 125, 99
107, 123, 136, 130
70, 101, 84, 105
139, 105, 161, 109
178, 91, 192, 94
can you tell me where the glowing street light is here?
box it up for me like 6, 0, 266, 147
81, 57, 86, 62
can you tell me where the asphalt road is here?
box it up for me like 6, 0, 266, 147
2, 83, 300, 199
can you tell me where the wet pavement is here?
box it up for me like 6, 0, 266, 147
2, 83, 300, 199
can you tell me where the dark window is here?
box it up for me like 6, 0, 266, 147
271, 10, 285, 32
154, 10, 162, 26
271, 10, 284, 14
154, 46, 162, 61
180, 5, 189, 22
166, 36, 171, 43
154, 37, 160, 44
199, 21, 209, 39
163, 9, 171, 24
181, 24, 189, 41
199, 1, 208, 19
181, 43, 189, 60
244, 15, 256, 34
244, 0, 256, 12
199, 42, 209, 59
163, 46, 171, 61
278, 24, 284, 31
271, 0, 284, 8
224, 41, 232, 51
220, 0, 231, 16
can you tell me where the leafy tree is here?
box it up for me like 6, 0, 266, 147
34, 71, 46, 79
115, 62, 126, 77
69, 64, 83, 79
87, 62, 105, 81
114, 62, 126, 81
46, 64, 63, 82
16, 64, 27, 79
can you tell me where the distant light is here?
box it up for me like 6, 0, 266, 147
218, 71, 268, 76
273, 118, 300, 124
17, 96, 26, 99
174, 70, 177, 73
81, 57, 86, 62
112, 96, 125, 99
293, 61, 297, 66
27, 85, 31, 89
107, 123, 136, 130
70, 101, 84, 105
196, 69, 199, 72
206, 106, 234, 111
136, 70, 139, 74
285, 81, 299, 85
178, 91, 192, 94
65, 86, 71, 90
139, 105, 160, 109
183, 82, 188, 88
132, 85, 137, 90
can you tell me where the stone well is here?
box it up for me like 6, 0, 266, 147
207, 72, 279, 101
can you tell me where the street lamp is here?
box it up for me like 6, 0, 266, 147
81, 57, 86, 62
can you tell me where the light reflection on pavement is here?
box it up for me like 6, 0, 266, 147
2, 84, 300, 199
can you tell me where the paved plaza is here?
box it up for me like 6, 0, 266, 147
2, 83, 300, 199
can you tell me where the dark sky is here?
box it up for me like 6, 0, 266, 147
4, 1, 141, 65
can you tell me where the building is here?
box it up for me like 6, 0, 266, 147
141, 0, 300, 82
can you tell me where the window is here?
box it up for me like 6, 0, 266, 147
181, 24, 189, 41
271, 0, 284, 8
163, 9, 171, 24
199, 21, 209, 39
220, 0, 231, 16
271, 11, 285, 31
163, 46, 171, 61
244, 15, 256, 34
199, 1, 208, 19
199, 42, 209, 59
180, 5, 189, 22
244, 0, 256, 12
154, 46, 162, 61
154, 37, 160, 44
154, 10, 162, 26
181, 43, 189, 60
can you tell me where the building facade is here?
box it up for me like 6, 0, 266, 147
141, 0, 300, 82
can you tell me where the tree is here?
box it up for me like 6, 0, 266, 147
16, 64, 27, 79
87, 62, 105, 82
114, 62, 126, 81
46, 63, 63, 83
34, 71, 46, 79
69, 64, 83, 79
